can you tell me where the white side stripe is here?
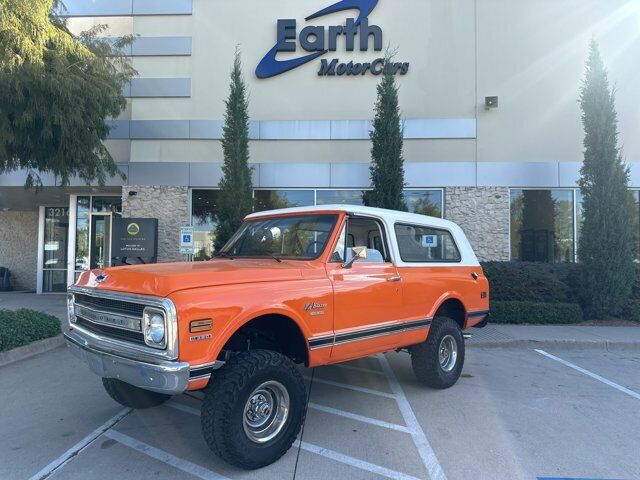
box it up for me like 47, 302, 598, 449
535, 349, 640, 401
378, 355, 448, 480
104, 430, 230, 480
29, 408, 131, 480
295, 440, 423, 480
308, 402, 412, 433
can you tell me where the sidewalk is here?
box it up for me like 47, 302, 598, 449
468, 324, 640, 350
0, 292, 67, 320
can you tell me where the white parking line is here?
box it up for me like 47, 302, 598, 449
164, 401, 419, 479
535, 349, 640, 401
303, 376, 397, 399
308, 402, 412, 433
104, 430, 229, 480
295, 440, 423, 480
378, 355, 448, 480
29, 408, 131, 480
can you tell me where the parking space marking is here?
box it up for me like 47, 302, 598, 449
104, 430, 229, 480
535, 349, 640, 401
307, 402, 412, 433
294, 440, 423, 480
378, 354, 448, 480
164, 400, 416, 479
303, 376, 397, 399
332, 363, 387, 376
29, 408, 131, 480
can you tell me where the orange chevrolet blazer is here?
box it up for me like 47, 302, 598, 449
65, 205, 489, 469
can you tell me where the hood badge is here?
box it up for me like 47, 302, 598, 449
95, 273, 109, 283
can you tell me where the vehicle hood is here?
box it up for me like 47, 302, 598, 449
74, 259, 306, 297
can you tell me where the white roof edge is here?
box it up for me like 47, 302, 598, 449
245, 204, 458, 229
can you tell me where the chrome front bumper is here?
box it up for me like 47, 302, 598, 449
64, 330, 191, 395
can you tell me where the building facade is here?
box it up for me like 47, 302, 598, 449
1, 0, 640, 292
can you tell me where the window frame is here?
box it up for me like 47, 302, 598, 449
328, 214, 393, 264
393, 222, 462, 264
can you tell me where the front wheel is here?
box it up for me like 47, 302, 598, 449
200, 350, 306, 469
410, 316, 465, 389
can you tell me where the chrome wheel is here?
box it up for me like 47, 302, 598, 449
242, 380, 290, 444
438, 335, 458, 372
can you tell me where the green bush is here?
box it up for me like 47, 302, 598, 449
490, 301, 583, 325
481, 261, 582, 304
0, 309, 61, 352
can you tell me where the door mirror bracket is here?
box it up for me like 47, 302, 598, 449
342, 246, 368, 269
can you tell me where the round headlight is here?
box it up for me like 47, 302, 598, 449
146, 313, 165, 344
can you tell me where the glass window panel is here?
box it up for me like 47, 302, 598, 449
316, 190, 367, 206
254, 190, 314, 212
395, 224, 461, 262
510, 189, 575, 263
43, 207, 69, 270
43, 270, 67, 293
191, 190, 220, 261
75, 217, 89, 271
77, 196, 90, 219
92, 196, 122, 215
404, 190, 443, 218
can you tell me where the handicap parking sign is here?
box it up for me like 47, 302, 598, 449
421, 235, 438, 248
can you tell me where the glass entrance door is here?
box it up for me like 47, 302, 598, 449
90, 214, 112, 270
42, 207, 69, 293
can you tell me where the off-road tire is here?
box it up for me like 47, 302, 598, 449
411, 316, 465, 389
200, 350, 306, 470
102, 378, 171, 409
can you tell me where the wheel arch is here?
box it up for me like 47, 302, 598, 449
217, 310, 310, 366
433, 295, 467, 330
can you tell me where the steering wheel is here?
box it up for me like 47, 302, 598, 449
305, 241, 324, 256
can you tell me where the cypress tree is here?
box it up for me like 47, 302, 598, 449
578, 40, 634, 318
369, 51, 407, 212
214, 49, 253, 251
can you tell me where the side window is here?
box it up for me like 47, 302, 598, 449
330, 223, 347, 263
346, 217, 388, 263
395, 224, 461, 263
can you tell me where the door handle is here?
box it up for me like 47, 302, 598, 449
386, 276, 402, 283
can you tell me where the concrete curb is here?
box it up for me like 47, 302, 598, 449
0, 335, 65, 368
467, 339, 640, 352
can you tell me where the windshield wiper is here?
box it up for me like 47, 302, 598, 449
269, 254, 283, 263
214, 251, 235, 260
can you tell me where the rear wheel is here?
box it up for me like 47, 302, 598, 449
102, 378, 171, 409
410, 316, 465, 389
201, 349, 306, 469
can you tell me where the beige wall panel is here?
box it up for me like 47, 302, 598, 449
477, 0, 640, 163
130, 0, 476, 121
67, 16, 133, 36
131, 58, 193, 79
131, 140, 222, 163
130, 139, 473, 164
105, 140, 132, 163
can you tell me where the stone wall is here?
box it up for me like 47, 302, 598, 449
445, 187, 510, 262
121, 186, 189, 263
0, 211, 39, 291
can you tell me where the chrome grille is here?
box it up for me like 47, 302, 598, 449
74, 293, 145, 317
75, 317, 145, 345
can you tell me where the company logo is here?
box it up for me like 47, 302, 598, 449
127, 223, 140, 236
256, 0, 409, 79
95, 273, 109, 283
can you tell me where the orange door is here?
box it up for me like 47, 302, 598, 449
328, 261, 404, 360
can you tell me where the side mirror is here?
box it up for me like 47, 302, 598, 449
342, 246, 367, 269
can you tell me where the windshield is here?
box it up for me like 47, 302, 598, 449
220, 214, 339, 260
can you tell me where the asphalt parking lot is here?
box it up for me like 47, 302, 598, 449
1, 345, 639, 480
